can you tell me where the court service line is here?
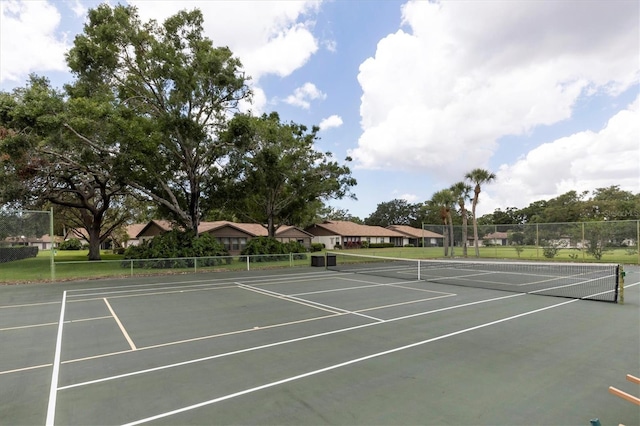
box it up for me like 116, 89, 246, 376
0, 316, 113, 332
0, 301, 61, 309
0, 363, 53, 376
103, 298, 137, 351
239, 283, 385, 322
0, 322, 58, 332
237, 284, 342, 314
58, 292, 525, 391
67, 284, 238, 302
63, 270, 335, 296
122, 297, 580, 426
45, 290, 67, 426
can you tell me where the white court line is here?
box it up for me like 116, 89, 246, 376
0, 363, 53, 376
122, 297, 580, 426
238, 284, 342, 314
0, 301, 61, 309
0, 322, 57, 332
103, 298, 137, 351
239, 283, 385, 322
45, 290, 66, 426
58, 292, 524, 391
63, 270, 337, 296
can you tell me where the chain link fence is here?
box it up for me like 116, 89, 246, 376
0, 209, 55, 279
422, 220, 639, 264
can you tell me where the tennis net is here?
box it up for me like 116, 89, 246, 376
325, 252, 621, 303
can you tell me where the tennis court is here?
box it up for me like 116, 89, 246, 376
1, 260, 639, 425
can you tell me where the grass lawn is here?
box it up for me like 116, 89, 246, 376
1, 246, 637, 284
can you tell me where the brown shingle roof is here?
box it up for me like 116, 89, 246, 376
386, 225, 444, 239
308, 220, 404, 237
136, 220, 312, 238
125, 223, 146, 240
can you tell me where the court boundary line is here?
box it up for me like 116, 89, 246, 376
45, 290, 66, 426
62, 270, 340, 296
121, 297, 581, 426
238, 283, 385, 322
103, 298, 137, 351
0, 301, 61, 309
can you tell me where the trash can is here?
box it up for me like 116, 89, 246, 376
326, 254, 336, 267
311, 255, 325, 267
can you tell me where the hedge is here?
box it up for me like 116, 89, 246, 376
0, 246, 39, 264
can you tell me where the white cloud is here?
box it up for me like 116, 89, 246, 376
0, 0, 69, 83
284, 82, 326, 109
488, 96, 640, 212
322, 39, 337, 52
398, 193, 420, 203
67, 0, 86, 18
319, 114, 343, 131
350, 0, 639, 182
129, 1, 321, 81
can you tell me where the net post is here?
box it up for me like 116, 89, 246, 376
617, 265, 625, 305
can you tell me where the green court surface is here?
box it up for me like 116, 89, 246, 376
1, 266, 639, 425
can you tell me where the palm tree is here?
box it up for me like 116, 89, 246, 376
431, 189, 456, 257
465, 168, 496, 257
450, 181, 472, 257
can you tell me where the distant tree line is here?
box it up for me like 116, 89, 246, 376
363, 186, 640, 228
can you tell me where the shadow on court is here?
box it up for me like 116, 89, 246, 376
1, 266, 638, 425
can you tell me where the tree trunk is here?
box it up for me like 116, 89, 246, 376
472, 185, 481, 257
267, 215, 276, 238
461, 209, 468, 257
87, 224, 102, 261
472, 207, 480, 257
443, 221, 449, 257
448, 212, 455, 258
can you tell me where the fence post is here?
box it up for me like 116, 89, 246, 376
49, 207, 55, 282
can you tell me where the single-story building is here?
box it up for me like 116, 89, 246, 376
3, 234, 61, 250
304, 220, 406, 249
135, 220, 314, 255
67, 223, 147, 249
466, 231, 509, 247
386, 225, 444, 247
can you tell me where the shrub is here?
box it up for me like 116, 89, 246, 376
310, 243, 324, 252
59, 238, 82, 250
240, 237, 307, 262
368, 243, 396, 249
123, 230, 228, 268
514, 246, 524, 258
0, 246, 38, 263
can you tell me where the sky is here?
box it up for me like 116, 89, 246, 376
1, 0, 639, 220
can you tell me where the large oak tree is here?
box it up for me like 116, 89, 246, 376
0, 75, 130, 260
66, 4, 251, 233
